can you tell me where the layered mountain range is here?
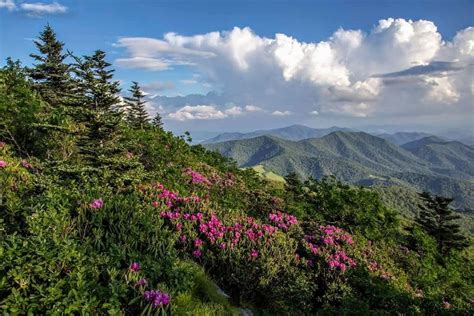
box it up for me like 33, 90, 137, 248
204, 130, 474, 209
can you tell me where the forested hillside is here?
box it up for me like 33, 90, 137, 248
1, 26, 473, 315
206, 132, 474, 209
378, 132, 433, 146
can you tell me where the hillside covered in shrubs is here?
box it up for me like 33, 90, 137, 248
0, 26, 473, 315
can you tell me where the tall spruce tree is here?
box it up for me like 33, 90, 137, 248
29, 24, 71, 105
416, 192, 469, 255
124, 81, 149, 129
152, 112, 163, 129
72, 50, 123, 165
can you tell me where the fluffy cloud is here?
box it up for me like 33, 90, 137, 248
20, 1, 67, 16
1, 1, 68, 16
244, 105, 263, 112
115, 19, 474, 123
0, 0, 15, 11
167, 104, 262, 121
272, 110, 292, 116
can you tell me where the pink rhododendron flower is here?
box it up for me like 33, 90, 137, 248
251, 249, 259, 258
194, 238, 203, 248
130, 262, 141, 272
192, 249, 202, 258
0, 160, 7, 168
144, 290, 170, 308
89, 198, 103, 209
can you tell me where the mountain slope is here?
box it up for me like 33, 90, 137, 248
378, 132, 433, 145
202, 125, 352, 144
205, 132, 474, 209
402, 136, 474, 178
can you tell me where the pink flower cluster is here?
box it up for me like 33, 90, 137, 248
143, 290, 171, 308
268, 212, 298, 230
198, 214, 226, 243
164, 210, 279, 259
145, 181, 292, 261
316, 225, 354, 246
302, 225, 357, 273
89, 198, 104, 209
185, 168, 212, 185
328, 250, 356, 272
150, 182, 202, 209
130, 262, 141, 272
0, 160, 7, 168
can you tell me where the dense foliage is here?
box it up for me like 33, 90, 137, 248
1, 26, 473, 315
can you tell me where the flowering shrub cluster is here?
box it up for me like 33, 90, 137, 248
145, 178, 360, 278
126, 261, 171, 311
165, 209, 281, 259
185, 167, 212, 185
144, 290, 171, 308
268, 211, 298, 230
302, 225, 357, 272
147, 182, 203, 209
142, 180, 292, 261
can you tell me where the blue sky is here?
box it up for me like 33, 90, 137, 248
1, 0, 473, 134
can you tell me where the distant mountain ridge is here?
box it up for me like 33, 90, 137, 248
201, 125, 352, 144
199, 124, 474, 147
402, 136, 474, 179
205, 132, 474, 209
377, 132, 433, 145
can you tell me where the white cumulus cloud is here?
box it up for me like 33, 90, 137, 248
115, 19, 474, 124
20, 1, 67, 16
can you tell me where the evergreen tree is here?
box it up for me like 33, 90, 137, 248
124, 81, 149, 129
416, 192, 469, 255
285, 172, 303, 195
152, 112, 163, 129
71, 50, 123, 165
29, 24, 71, 105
